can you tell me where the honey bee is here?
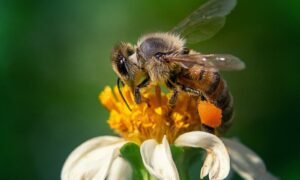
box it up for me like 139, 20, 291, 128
111, 0, 245, 134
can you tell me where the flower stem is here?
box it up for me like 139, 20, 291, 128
171, 145, 204, 180
120, 142, 150, 180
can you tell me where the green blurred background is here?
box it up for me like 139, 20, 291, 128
1, 0, 300, 179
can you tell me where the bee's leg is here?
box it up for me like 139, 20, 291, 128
134, 77, 150, 104
169, 90, 179, 107
166, 80, 179, 107
172, 82, 216, 134
184, 87, 201, 96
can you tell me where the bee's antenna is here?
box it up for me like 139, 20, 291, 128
117, 78, 132, 111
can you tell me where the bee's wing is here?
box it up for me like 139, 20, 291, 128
171, 0, 236, 44
168, 54, 245, 71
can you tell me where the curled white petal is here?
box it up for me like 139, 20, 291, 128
209, 154, 221, 179
175, 131, 230, 179
61, 136, 127, 180
107, 157, 132, 180
222, 138, 278, 180
200, 153, 214, 178
140, 136, 179, 180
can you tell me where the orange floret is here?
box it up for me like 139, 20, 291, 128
198, 101, 222, 128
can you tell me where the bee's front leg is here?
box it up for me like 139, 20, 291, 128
134, 77, 150, 104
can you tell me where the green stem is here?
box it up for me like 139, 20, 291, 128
119, 142, 150, 180
171, 145, 204, 180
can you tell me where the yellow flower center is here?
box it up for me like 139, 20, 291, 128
99, 85, 203, 144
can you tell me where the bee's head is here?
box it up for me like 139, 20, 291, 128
136, 33, 186, 62
111, 42, 141, 90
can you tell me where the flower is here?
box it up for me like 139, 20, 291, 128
141, 132, 229, 179
61, 85, 277, 180
61, 136, 131, 180
100, 85, 202, 144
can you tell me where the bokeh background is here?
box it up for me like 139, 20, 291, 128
1, 0, 300, 179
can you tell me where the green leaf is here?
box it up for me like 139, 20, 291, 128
120, 142, 150, 180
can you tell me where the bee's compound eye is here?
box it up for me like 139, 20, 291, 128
117, 54, 127, 75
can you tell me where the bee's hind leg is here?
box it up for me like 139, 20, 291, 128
168, 81, 217, 134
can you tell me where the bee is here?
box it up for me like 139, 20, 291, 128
111, 0, 245, 134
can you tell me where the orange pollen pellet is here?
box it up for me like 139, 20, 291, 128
198, 101, 222, 128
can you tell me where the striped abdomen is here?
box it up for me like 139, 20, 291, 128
178, 69, 234, 133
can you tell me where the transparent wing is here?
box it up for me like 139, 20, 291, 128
171, 0, 237, 44
167, 54, 245, 71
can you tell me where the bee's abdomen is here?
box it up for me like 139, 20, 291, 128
212, 81, 234, 134
197, 71, 234, 133
178, 70, 234, 133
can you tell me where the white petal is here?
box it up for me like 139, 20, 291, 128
200, 153, 214, 178
175, 131, 230, 179
140, 136, 179, 180
222, 138, 278, 180
209, 155, 221, 179
107, 157, 132, 180
61, 136, 127, 180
